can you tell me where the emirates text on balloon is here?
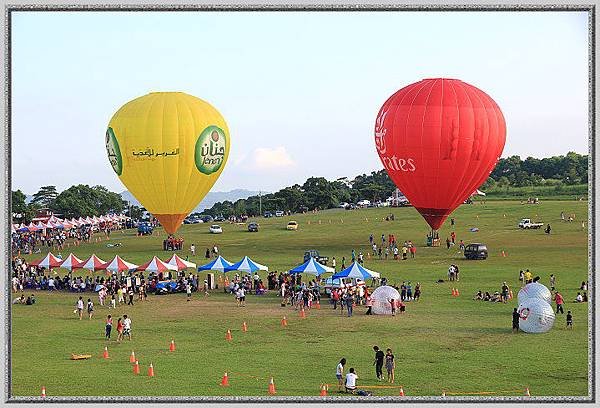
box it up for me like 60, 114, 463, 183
380, 156, 416, 172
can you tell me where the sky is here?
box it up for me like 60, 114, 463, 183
11, 10, 589, 196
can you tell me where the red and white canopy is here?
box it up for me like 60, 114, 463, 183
137, 256, 178, 273
165, 254, 196, 271
27, 222, 38, 232
102, 255, 138, 272
60, 253, 84, 270
30, 252, 63, 268
81, 254, 107, 271
35, 221, 48, 229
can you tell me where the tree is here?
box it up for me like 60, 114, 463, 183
11, 190, 35, 223
51, 185, 125, 218
31, 185, 58, 207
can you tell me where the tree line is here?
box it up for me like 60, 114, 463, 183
11, 152, 588, 223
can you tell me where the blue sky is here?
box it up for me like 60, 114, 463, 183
12, 10, 589, 195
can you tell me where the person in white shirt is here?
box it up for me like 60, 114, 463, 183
123, 315, 132, 340
336, 358, 346, 392
190, 244, 196, 256
575, 292, 584, 303
332, 257, 336, 271
237, 287, 246, 307
345, 368, 358, 393
75, 297, 84, 320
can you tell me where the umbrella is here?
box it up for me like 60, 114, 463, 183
137, 256, 178, 273
288, 257, 334, 277
102, 255, 138, 273
81, 254, 108, 271
165, 254, 196, 271
30, 252, 63, 268
224, 256, 269, 274
197, 255, 232, 272
60, 253, 84, 271
332, 262, 380, 280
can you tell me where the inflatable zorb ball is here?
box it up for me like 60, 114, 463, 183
517, 282, 552, 305
370, 285, 400, 315
517, 298, 556, 333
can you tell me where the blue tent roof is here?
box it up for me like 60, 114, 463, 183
224, 256, 268, 274
289, 257, 334, 277
198, 256, 233, 272
331, 262, 380, 280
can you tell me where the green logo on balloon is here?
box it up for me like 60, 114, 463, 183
106, 127, 123, 176
195, 125, 227, 175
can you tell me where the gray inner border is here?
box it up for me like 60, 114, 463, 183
1, 2, 595, 405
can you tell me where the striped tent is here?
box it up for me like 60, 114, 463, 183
224, 256, 269, 274
81, 254, 107, 271
288, 257, 335, 277
165, 254, 196, 271
30, 252, 63, 268
60, 253, 84, 270
137, 256, 178, 273
197, 256, 232, 272
102, 255, 138, 273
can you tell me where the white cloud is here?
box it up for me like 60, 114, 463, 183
252, 146, 295, 170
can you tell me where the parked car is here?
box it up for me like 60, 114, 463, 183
200, 215, 214, 223
464, 243, 488, 260
339, 202, 349, 208
209, 224, 223, 234
275, 210, 284, 217
214, 216, 226, 222
518, 218, 544, 229
264, 211, 273, 218
357, 200, 371, 207
286, 221, 298, 230
248, 222, 259, 232
303, 249, 328, 265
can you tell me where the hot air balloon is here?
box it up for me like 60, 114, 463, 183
374, 78, 506, 233
106, 92, 229, 235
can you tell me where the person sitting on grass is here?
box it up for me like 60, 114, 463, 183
397, 300, 406, 314
575, 292, 584, 303
473, 290, 483, 300
345, 368, 358, 394
483, 292, 491, 301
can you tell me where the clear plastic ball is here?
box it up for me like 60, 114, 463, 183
370, 285, 401, 315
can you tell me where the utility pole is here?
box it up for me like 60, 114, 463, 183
259, 191, 262, 215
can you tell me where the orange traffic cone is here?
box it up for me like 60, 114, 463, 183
319, 384, 327, 396
225, 329, 233, 341
169, 339, 176, 352
451, 288, 456, 297
315, 301, 321, 310
399, 386, 405, 396
281, 316, 288, 327
525, 387, 530, 397
242, 322, 248, 333
455, 289, 460, 296
221, 372, 229, 387
133, 360, 140, 375
299, 309, 306, 319
129, 350, 136, 363
103, 346, 109, 359
41, 386, 46, 398
268, 377, 276, 395
148, 363, 155, 377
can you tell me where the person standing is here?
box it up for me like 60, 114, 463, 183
410, 244, 416, 259
75, 296, 84, 320
555, 292, 565, 314
336, 358, 347, 392
365, 295, 373, 315
385, 348, 395, 383
501, 282, 509, 303
116, 317, 124, 342
186, 282, 192, 301
190, 243, 196, 256
87, 298, 94, 320
341, 257, 346, 270
205, 248, 210, 259
545, 224, 552, 234
105, 314, 113, 340
373, 346, 385, 381
117, 287, 124, 304
332, 257, 336, 271
345, 292, 353, 317
127, 288, 134, 306
389, 298, 396, 316
566, 311, 573, 329
550, 274, 556, 291
123, 314, 132, 340
512, 308, 520, 333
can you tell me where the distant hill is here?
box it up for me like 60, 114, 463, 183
119, 189, 261, 212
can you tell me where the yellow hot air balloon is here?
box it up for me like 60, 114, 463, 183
105, 92, 229, 234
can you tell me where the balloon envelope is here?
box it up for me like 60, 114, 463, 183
517, 298, 555, 333
517, 282, 552, 305
370, 285, 400, 315
106, 92, 229, 234
375, 78, 506, 230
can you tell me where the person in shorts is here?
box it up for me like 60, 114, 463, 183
123, 314, 132, 340
186, 283, 192, 301
512, 308, 520, 333
389, 298, 396, 316
385, 348, 395, 383
237, 287, 246, 307
87, 298, 94, 319
336, 358, 346, 392
116, 318, 124, 342
566, 311, 573, 329
75, 296, 84, 320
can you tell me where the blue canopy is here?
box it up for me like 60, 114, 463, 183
224, 256, 268, 274
289, 257, 335, 277
197, 256, 232, 272
331, 262, 380, 280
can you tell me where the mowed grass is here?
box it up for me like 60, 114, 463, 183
11, 200, 590, 397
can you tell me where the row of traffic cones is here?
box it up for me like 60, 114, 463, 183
451, 288, 460, 297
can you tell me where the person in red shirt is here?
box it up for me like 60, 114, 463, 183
410, 245, 416, 258
555, 292, 565, 314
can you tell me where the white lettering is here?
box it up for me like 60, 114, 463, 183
380, 156, 416, 172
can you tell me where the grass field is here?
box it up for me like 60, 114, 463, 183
10, 200, 590, 398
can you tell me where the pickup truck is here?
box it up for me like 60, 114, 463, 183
303, 249, 329, 266
518, 218, 544, 229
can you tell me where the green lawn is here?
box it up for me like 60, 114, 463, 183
10, 200, 590, 398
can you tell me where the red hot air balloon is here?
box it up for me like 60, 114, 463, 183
375, 78, 506, 231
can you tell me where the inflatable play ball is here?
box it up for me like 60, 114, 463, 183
517, 282, 552, 305
517, 298, 556, 334
370, 285, 401, 315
